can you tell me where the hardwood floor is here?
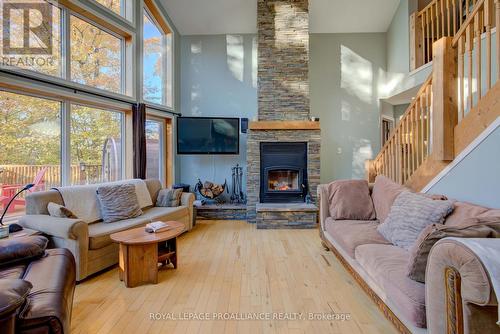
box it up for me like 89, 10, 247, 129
72, 220, 397, 334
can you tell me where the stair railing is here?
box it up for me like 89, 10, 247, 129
453, 0, 498, 120
411, 0, 483, 71
367, 76, 433, 185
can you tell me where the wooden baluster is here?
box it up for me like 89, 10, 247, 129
436, 1, 441, 40
405, 116, 410, 181
496, 0, 500, 80
415, 101, 420, 167
460, 0, 464, 25
396, 129, 403, 184
419, 94, 425, 161
485, 0, 492, 90
466, 0, 470, 18
429, 6, 434, 46
427, 85, 432, 156
452, 0, 457, 35
390, 140, 394, 181
426, 10, 430, 62
401, 119, 406, 183
412, 108, 417, 173
475, 10, 482, 100
446, 0, 451, 35
458, 36, 465, 120
441, 0, 446, 36
466, 24, 473, 112
421, 14, 426, 64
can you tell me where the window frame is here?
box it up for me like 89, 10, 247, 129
142, 0, 174, 110
0, 0, 135, 101
68, 11, 127, 94
0, 86, 128, 187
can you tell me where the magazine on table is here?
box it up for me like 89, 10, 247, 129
145, 221, 173, 233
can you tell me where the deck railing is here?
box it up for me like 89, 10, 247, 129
0, 164, 103, 189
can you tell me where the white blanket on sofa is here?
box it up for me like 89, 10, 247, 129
447, 238, 500, 326
54, 179, 152, 223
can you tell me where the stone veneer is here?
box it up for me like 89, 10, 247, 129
246, 130, 320, 223
258, 0, 310, 121
246, 0, 320, 225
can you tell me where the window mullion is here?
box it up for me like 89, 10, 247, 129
62, 7, 71, 81
61, 101, 71, 186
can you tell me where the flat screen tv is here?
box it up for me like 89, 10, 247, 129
177, 117, 240, 155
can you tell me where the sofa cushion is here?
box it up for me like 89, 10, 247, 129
444, 201, 489, 226
377, 191, 454, 250
19, 248, 75, 334
156, 188, 183, 207
0, 279, 32, 318
0, 264, 27, 279
88, 206, 189, 249
327, 180, 376, 220
0, 236, 48, 267
324, 218, 390, 258
96, 184, 143, 223
355, 244, 427, 328
371, 175, 406, 224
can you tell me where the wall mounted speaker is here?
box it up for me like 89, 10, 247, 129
241, 118, 248, 133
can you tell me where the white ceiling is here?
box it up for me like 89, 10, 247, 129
161, 0, 401, 35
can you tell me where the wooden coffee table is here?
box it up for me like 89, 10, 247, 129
110, 221, 185, 288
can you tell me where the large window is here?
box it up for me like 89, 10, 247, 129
0, 90, 61, 220
70, 15, 123, 93
94, 0, 122, 16
70, 105, 123, 185
0, 1, 62, 77
143, 9, 172, 107
1, 1, 127, 95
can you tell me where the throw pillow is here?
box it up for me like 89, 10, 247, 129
407, 218, 500, 282
0, 279, 33, 315
327, 180, 376, 220
156, 188, 183, 207
47, 202, 78, 219
371, 175, 406, 224
96, 184, 143, 223
0, 236, 48, 267
377, 191, 454, 250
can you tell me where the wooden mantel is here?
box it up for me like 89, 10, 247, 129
249, 120, 320, 130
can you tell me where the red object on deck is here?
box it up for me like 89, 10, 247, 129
0, 167, 48, 212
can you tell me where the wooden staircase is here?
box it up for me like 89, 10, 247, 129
367, 0, 500, 190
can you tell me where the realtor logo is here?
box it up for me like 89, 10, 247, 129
2, 1, 53, 55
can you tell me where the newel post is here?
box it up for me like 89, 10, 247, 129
365, 160, 376, 183
410, 12, 423, 71
431, 37, 458, 161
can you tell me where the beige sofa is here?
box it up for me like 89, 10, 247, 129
19, 179, 195, 281
318, 176, 499, 334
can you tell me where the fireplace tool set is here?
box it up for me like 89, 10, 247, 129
230, 164, 245, 204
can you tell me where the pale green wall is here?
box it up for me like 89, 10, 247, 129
178, 34, 257, 194
387, 0, 410, 74
310, 33, 387, 182
178, 33, 388, 188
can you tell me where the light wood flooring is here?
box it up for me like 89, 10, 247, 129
72, 220, 397, 334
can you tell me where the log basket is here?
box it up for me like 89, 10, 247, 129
195, 179, 228, 204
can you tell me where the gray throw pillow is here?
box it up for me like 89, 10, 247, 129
156, 188, 183, 207
96, 184, 143, 223
47, 202, 78, 219
377, 191, 454, 250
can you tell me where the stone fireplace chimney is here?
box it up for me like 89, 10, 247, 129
247, 0, 320, 227
257, 0, 310, 121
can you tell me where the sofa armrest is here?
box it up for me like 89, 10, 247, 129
426, 239, 498, 334
18, 215, 88, 240
181, 192, 195, 230
0, 279, 32, 334
317, 184, 330, 231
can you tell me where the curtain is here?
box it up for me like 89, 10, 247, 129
133, 103, 147, 179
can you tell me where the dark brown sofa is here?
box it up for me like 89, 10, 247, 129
0, 246, 76, 334
318, 176, 500, 334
